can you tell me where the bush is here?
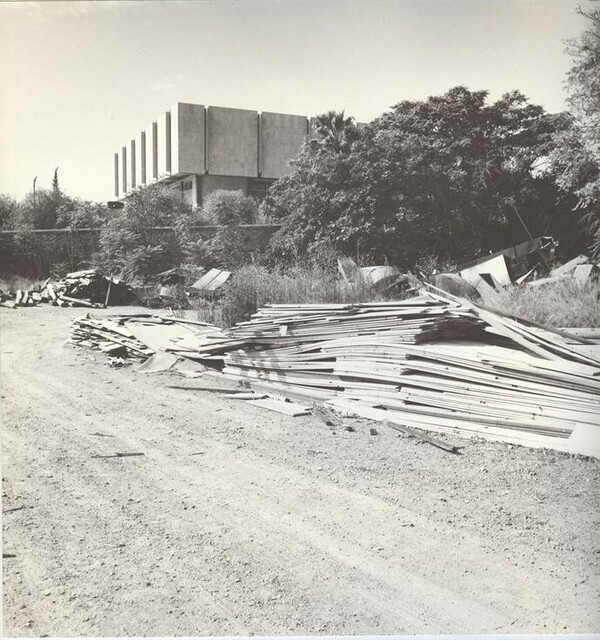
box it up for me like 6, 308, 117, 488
201, 189, 257, 225
98, 183, 198, 281
197, 190, 261, 270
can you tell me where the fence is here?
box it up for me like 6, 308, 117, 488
0, 224, 281, 277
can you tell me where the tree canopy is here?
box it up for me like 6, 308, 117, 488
263, 87, 574, 268
550, 4, 600, 257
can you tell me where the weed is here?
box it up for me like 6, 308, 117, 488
480, 278, 600, 328
193, 263, 394, 327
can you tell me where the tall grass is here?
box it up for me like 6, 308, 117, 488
479, 278, 600, 328
193, 263, 394, 327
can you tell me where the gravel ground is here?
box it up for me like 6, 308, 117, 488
1, 305, 599, 636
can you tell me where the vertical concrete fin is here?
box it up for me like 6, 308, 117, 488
140, 131, 146, 184
152, 122, 158, 179
257, 113, 261, 178
131, 139, 136, 189
166, 110, 172, 174
121, 146, 127, 194
114, 152, 119, 197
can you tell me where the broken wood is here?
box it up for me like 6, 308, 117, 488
384, 421, 463, 454
2, 505, 27, 514
91, 452, 145, 459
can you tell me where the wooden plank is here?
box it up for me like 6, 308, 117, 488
248, 397, 312, 416
383, 421, 463, 454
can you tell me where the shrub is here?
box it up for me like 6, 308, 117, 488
98, 183, 197, 281
197, 190, 261, 270
201, 189, 257, 225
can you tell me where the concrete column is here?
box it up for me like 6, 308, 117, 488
140, 131, 146, 184
166, 111, 172, 174
121, 146, 127, 193
152, 122, 158, 179
114, 152, 119, 197
131, 140, 136, 189
135, 132, 144, 187
158, 111, 171, 176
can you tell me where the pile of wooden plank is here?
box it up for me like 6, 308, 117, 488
70, 313, 224, 363
68, 291, 600, 457
0, 289, 44, 308
0, 270, 136, 309
212, 292, 600, 458
45, 269, 135, 307
526, 254, 599, 289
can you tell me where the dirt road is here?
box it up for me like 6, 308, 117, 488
1, 306, 599, 636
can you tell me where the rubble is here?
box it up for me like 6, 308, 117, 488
0, 269, 136, 309
70, 290, 600, 458
457, 236, 557, 293
70, 313, 223, 375
432, 239, 598, 297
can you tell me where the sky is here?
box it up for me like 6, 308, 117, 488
0, 0, 589, 203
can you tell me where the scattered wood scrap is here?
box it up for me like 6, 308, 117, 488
384, 421, 463, 454
70, 290, 600, 458
91, 452, 145, 458
248, 397, 312, 416
0, 269, 136, 309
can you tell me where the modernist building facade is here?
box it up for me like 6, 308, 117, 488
113, 103, 314, 206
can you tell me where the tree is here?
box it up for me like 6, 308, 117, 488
0, 194, 18, 230
263, 87, 572, 268
55, 198, 108, 229
11, 188, 70, 230
195, 190, 260, 269
312, 110, 360, 153
550, 4, 600, 257
98, 182, 197, 280
201, 189, 257, 225
52, 167, 60, 194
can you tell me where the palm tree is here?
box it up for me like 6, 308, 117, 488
313, 110, 359, 153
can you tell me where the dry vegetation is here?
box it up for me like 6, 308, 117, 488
193, 263, 389, 327
3, 265, 598, 330
480, 278, 600, 328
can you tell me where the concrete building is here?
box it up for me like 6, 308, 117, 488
113, 103, 312, 206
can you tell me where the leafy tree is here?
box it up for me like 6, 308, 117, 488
264, 87, 573, 268
55, 198, 108, 229
98, 182, 197, 280
11, 188, 69, 230
550, 4, 600, 257
201, 189, 257, 225
188, 189, 260, 270
0, 194, 18, 230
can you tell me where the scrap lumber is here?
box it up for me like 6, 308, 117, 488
382, 421, 463, 453
191, 268, 231, 292
248, 397, 312, 416
0, 270, 135, 309
209, 292, 599, 457
550, 254, 590, 277
70, 289, 600, 458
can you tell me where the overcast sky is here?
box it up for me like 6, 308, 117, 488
0, 0, 587, 203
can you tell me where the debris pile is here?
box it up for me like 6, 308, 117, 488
526, 254, 599, 289
0, 270, 136, 309
208, 292, 600, 458
431, 239, 599, 298
68, 289, 600, 458
70, 313, 223, 376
